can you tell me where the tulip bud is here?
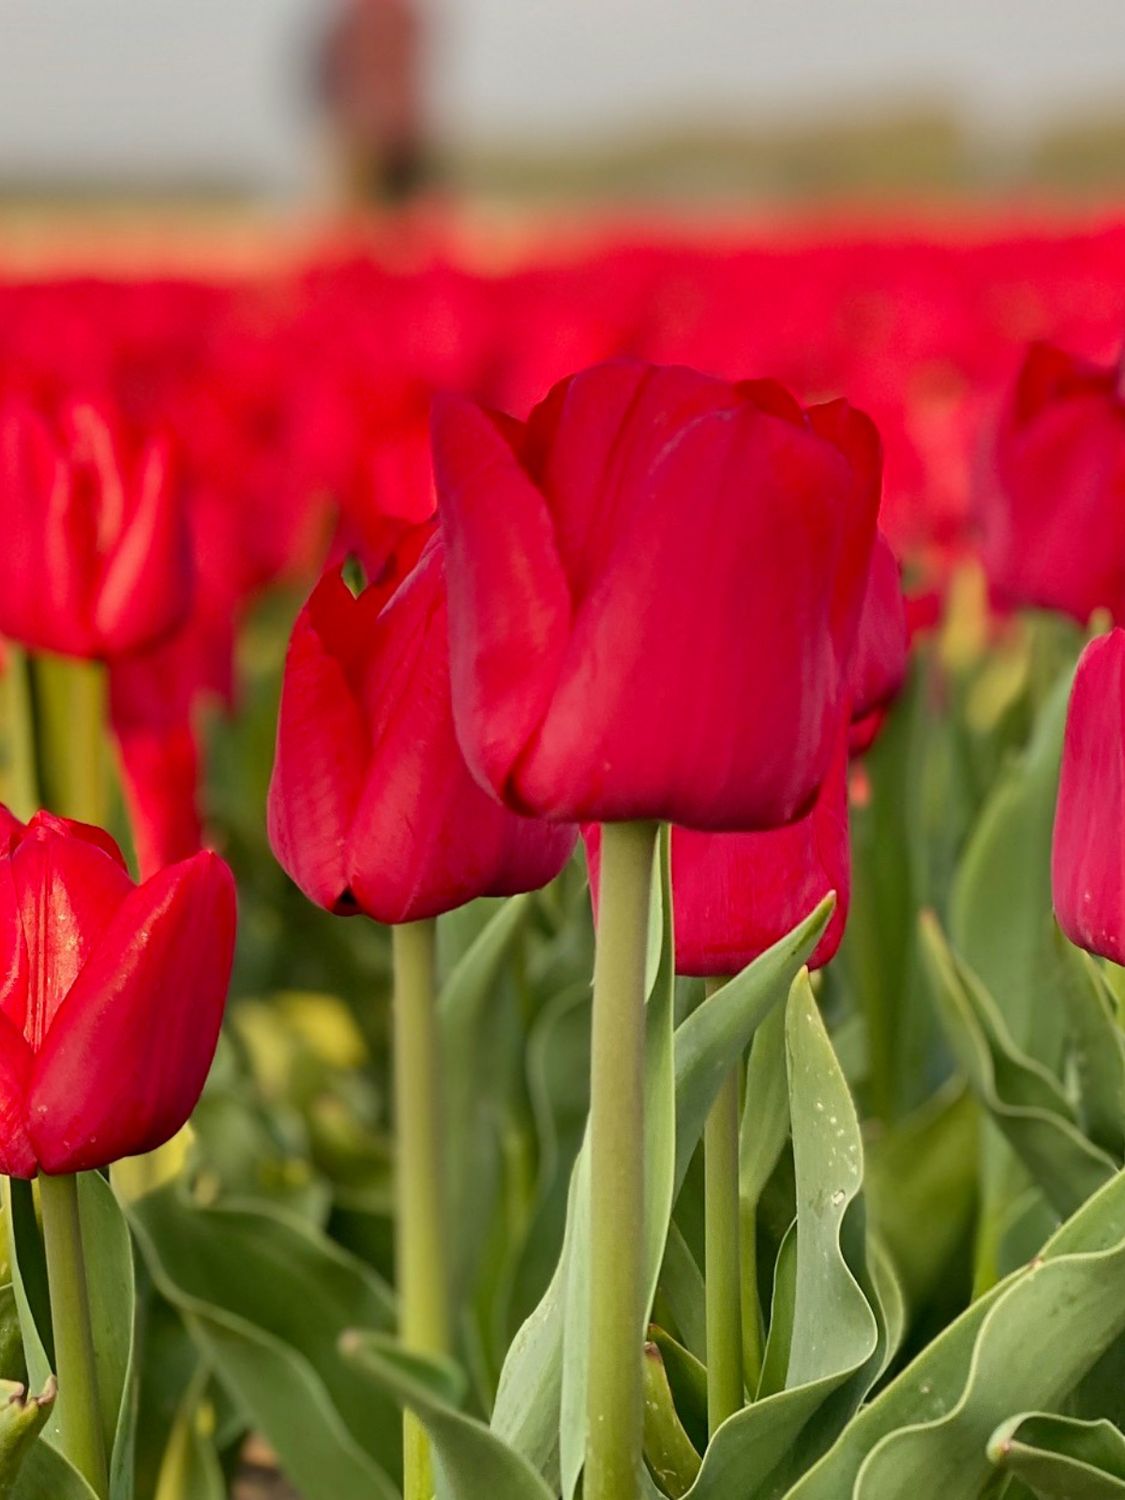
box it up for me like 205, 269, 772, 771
268, 532, 576, 925
432, 360, 883, 830
978, 342, 1125, 625
847, 531, 909, 754
0, 811, 235, 1177
1052, 629, 1125, 964
0, 397, 192, 660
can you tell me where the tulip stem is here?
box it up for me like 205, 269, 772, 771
31, 655, 108, 825
39, 1173, 108, 1499
586, 820, 659, 1500
2, 645, 40, 819
703, 981, 743, 1432
391, 918, 449, 1500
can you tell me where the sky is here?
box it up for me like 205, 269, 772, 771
0, 0, 1123, 192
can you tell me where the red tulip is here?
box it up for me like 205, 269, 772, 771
1052, 629, 1125, 964
0, 396, 192, 660
0, 811, 236, 1177
584, 725, 849, 978
432, 360, 882, 830
267, 533, 577, 925
978, 343, 1125, 625
847, 531, 909, 753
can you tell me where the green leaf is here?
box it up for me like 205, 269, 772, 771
949, 666, 1072, 1062
865, 1083, 978, 1312
343, 1332, 554, 1500
988, 1412, 1125, 1498
673, 897, 835, 1191
442, 894, 532, 1233
128, 1188, 400, 1500
641, 1340, 700, 1499
654, 1225, 705, 1364
5, 1175, 135, 1499
787, 1165, 1125, 1500
920, 912, 1116, 1216
10, 1441, 98, 1500
1061, 948, 1125, 1161
149, 1377, 226, 1500
684, 971, 886, 1499
490, 896, 832, 1487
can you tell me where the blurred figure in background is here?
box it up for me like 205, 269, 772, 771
320, 0, 426, 204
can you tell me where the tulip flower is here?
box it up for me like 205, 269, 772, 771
0, 810, 236, 1177
847, 531, 910, 753
978, 342, 1125, 625
0, 397, 192, 660
267, 531, 577, 926
432, 360, 882, 830
1052, 629, 1125, 964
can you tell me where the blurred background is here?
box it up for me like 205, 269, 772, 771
0, 0, 1124, 223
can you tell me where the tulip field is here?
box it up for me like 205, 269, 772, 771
0, 210, 1123, 1500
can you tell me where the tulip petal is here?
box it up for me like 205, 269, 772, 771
0, 1010, 34, 1177
267, 571, 371, 912
431, 393, 572, 804
28, 851, 236, 1174
345, 544, 576, 922
95, 439, 193, 655
0, 400, 94, 656
515, 399, 874, 828
4, 818, 133, 1050
847, 532, 908, 722
1052, 630, 1125, 965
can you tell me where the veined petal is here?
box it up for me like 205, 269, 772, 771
6, 818, 133, 1050
431, 393, 572, 806
267, 571, 371, 913
0, 1010, 34, 1178
95, 439, 193, 655
28, 851, 236, 1174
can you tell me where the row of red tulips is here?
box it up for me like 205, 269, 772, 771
0, 217, 1121, 1497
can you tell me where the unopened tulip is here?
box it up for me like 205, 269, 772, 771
432, 360, 882, 830
1052, 629, 1125, 964
979, 343, 1125, 624
0, 811, 236, 1177
0, 398, 192, 660
267, 533, 576, 925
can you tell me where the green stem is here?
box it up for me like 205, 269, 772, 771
586, 820, 659, 1500
2, 646, 40, 819
31, 654, 107, 825
38, 1174, 108, 1498
703, 983, 743, 1431
392, 919, 449, 1500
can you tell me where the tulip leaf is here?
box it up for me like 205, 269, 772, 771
919, 912, 1117, 1216
684, 969, 889, 1499
10, 1439, 99, 1500
490, 892, 832, 1488
440, 893, 533, 1302
865, 1081, 978, 1312
987, 1412, 1125, 1498
4, 1174, 135, 1499
342, 1331, 555, 1500
128, 1187, 400, 1500
786, 1165, 1125, 1500
641, 1340, 700, 1499
1061, 949, 1125, 1162
949, 666, 1071, 1062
